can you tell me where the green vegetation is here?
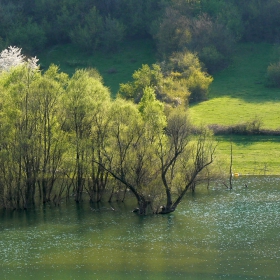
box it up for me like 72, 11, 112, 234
215, 136, 280, 175
38, 39, 157, 96
1, 0, 280, 212
0, 57, 217, 213
190, 43, 280, 130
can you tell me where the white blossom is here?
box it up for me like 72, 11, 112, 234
0, 46, 39, 72
27, 56, 39, 70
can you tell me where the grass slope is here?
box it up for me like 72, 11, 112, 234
189, 43, 280, 175
38, 39, 157, 96
215, 135, 280, 175
190, 43, 280, 129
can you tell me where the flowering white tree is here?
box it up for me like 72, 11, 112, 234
0, 46, 39, 72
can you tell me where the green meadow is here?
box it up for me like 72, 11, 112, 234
189, 43, 280, 175
189, 43, 280, 130
214, 135, 280, 175
38, 41, 280, 175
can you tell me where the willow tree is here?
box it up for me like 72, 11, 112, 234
35, 65, 68, 204
93, 86, 166, 214
0, 60, 70, 209
87, 72, 112, 202
100, 97, 151, 214
62, 69, 111, 203
0, 60, 42, 209
94, 86, 216, 214
156, 109, 216, 213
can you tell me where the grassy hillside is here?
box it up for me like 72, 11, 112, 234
38, 39, 157, 96
189, 43, 280, 130
189, 43, 280, 175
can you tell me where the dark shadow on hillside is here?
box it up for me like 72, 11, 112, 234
215, 134, 280, 147
208, 43, 280, 103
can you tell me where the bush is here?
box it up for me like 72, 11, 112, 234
163, 51, 213, 103
266, 61, 280, 87
186, 68, 213, 102
209, 117, 263, 135
199, 46, 225, 73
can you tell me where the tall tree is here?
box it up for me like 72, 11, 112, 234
62, 69, 110, 203
156, 110, 216, 213
35, 65, 68, 203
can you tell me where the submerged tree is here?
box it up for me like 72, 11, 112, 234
157, 111, 216, 213
62, 69, 111, 203
94, 89, 217, 214
0, 47, 218, 213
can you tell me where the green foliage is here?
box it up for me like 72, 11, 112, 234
119, 62, 192, 106
54, 3, 80, 43
154, 8, 235, 71
119, 64, 164, 102
189, 14, 235, 72
119, 50, 212, 105
186, 68, 213, 102
101, 16, 126, 52
164, 51, 213, 102
154, 7, 191, 57
69, 7, 103, 52
266, 61, 280, 88
8, 18, 47, 53
139, 86, 167, 135
199, 46, 224, 72
235, 0, 280, 42
201, 0, 243, 40
1, 0, 280, 62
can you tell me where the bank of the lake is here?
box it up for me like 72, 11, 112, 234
189, 43, 280, 175
1, 176, 279, 280
214, 135, 280, 175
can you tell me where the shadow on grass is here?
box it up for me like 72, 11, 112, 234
38, 38, 157, 96
216, 135, 280, 147
209, 42, 280, 103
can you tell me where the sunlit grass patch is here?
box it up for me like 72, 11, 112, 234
215, 136, 280, 175
190, 43, 280, 130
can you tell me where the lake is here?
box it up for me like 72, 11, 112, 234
0, 176, 279, 280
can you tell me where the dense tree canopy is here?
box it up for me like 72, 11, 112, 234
0, 1, 279, 213
0, 0, 279, 70
0, 52, 220, 213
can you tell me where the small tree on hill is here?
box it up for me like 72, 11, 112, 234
266, 61, 280, 88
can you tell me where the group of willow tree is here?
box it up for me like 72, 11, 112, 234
1, 1, 280, 73
0, 47, 221, 214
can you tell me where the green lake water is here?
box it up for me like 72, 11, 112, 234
0, 176, 279, 280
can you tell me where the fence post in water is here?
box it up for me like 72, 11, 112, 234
229, 141, 233, 190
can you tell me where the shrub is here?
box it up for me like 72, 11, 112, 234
186, 68, 213, 102
266, 61, 280, 87
163, 51, 213, 103
199, 46, 225, 73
